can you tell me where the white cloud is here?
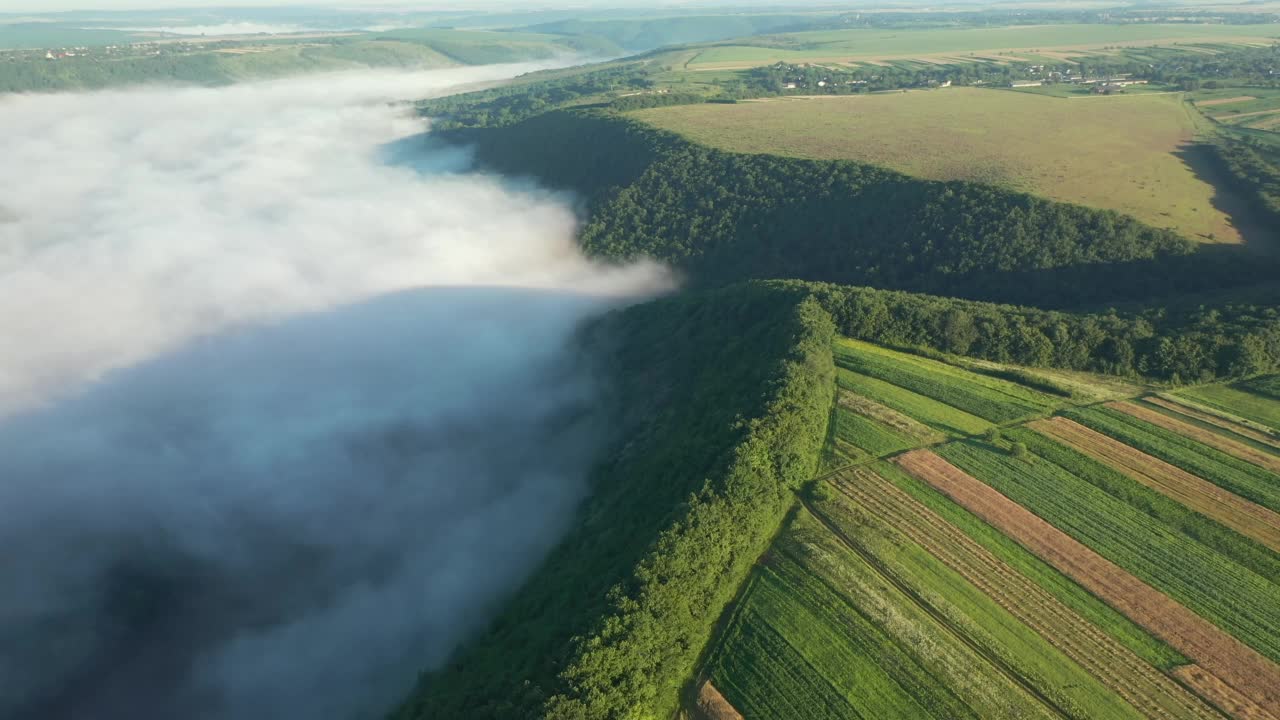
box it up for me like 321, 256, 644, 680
0, 64, 670, 719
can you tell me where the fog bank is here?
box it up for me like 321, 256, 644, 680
0, 65, 668, 719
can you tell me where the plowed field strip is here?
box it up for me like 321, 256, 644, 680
893, 449, 1280, 715
1030, 417, 1280, 553
1172, 666, 1279, 720
1111, 402, 1280, 473
1145, 397, 1280, 451
832, 468, 1221, 720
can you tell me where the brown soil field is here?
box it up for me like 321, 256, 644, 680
1108, 401, 1280, 474
834, 468, 1221, 720
893, 448, 1280, 714
693, 682, 743, 720
1030, 417, 1280, 552
1145, 397, 1280, 451
1172, 666, 1280, 720
1196, 96, 1258, 107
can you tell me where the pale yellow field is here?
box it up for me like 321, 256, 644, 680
634, 88, 1245, 243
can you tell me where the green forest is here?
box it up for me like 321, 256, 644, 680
396, 284, 835, 719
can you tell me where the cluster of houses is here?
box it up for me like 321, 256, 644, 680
37, 43, 171, 61
1008, 73, 1150, 92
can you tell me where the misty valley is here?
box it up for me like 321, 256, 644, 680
3, 3, 1280, 720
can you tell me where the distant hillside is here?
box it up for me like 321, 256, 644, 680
0, 30, 618, 93
443, 108, 1280, 308
518, 13, 825, 51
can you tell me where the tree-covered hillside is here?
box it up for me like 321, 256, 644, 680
395, 284, 836, 719
446, 109, 1280, 308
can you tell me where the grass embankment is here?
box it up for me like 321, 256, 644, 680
395, 284, 836, 720
633, 89, 1239, 243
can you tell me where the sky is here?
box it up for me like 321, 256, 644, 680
0, 1, 801, 15
0, 1, 715, 13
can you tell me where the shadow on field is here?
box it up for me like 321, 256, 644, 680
1175, 142, 1279, 252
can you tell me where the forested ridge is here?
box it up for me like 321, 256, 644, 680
448, 109, 1280, 308
395, 285, 835, 719
398, 63, 1280, 720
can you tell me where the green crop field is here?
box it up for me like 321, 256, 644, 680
684, 23, 1280, 69
937, 438, 1280, 663
709, 511, 1058, 720
697, 335, 1280, 718
634, 88, 1246, 243
828, 403, 916, 464
1063, 405, 1280, 513
808, 488, 1149, 719
872, 460, 1188, 668
834, 339, 1058, 424
1012, 426, 1280, 583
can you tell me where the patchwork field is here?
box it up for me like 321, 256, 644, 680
634, 88, 1244, 243
1191, 88, 1280, 138
684, 24, 1280, 69
698, 341, 1280, 720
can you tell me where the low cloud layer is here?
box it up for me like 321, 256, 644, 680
0, 66, 668, 719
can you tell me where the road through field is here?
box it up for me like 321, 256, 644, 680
894, 449, 1280, 716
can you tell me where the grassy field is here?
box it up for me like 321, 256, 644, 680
634, 88, 1244, 243
1177, 376, 1280, 432
684, 23, 1280, 69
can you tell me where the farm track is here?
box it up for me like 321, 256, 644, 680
1030, 417, 1280, 553
1110, 401, 1280, 473
1145, 397, 1280, 451
893, 449, 1280, 716
799, 499, 1074, 720
829, 467, 1222, 720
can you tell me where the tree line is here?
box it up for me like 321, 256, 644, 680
792, 280, 1280, 383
